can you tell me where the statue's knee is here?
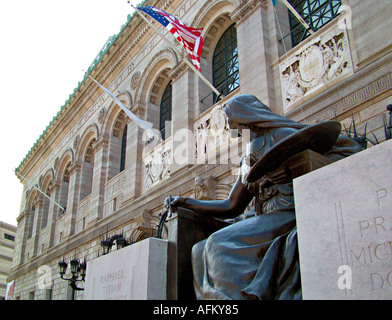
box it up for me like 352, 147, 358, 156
192, 239, 207, 261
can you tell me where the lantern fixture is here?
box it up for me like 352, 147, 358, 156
58, 257, 86, 291
100, 231, 129, 255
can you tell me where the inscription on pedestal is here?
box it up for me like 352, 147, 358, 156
294, 140, 392, 299
84, 238, 167, 300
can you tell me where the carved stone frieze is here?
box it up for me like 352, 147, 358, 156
143, 138, 172, 191
279, 20, 354, 113
193, 105, 237, 162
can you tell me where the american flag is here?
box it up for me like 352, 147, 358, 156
138, 6, 204, 72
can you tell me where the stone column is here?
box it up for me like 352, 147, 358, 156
122, 105, 146, 204
169, 62, 197, 175
231, 1, 277, 106
88, 137, 109, 225
47, 183, 60, 248
63, 161, 81, 238
30, 197, 43, 258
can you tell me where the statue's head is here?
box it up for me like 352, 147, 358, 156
222, 94, 305, 131
223, 94, 271, 121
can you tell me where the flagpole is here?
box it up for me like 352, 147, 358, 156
131, 4, 222, 97
15, 171, 66, 212
279, 0, 315, 35
84, 73, 153, 132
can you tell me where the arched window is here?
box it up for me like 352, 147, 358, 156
26, 191, 37, 239
108, 112, 127, 181
120, 125, 127, 172
40, 185, 51, 230
80, 139, 95, 201
289, 0, 341, 46
59, 161, 71, 216
27, 204, 35, 239
160, 81, 172, 140
213, 23, 239, 97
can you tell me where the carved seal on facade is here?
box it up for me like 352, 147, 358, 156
279, 22, 353, 113
54, 157, 60, 171
144, 148, 171, 190
131, 71, 141, 91
98, 107, 106, 124
73, 135, 80, 151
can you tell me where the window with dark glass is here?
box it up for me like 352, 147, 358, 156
213, 23, 239, 98
27, 205, 35, 239
160, 82, 172, 140
4, 233, 15, 241
289, 0, 341, 47
120, 125, 127, 172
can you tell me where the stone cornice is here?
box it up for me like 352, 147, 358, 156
168, 60, 189, 81
230, 0, 267, 23
92, 137, 109, 152
68, 161, 82, 175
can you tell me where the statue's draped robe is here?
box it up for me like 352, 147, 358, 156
191, 95, 361, 300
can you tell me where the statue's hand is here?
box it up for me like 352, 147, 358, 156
164, 196, 185, 213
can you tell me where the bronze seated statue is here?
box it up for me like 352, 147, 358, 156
165, 94, 361, 300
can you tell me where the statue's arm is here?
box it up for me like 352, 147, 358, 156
170, 176, 253, 219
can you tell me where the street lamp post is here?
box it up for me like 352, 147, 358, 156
58, 257, 86, 298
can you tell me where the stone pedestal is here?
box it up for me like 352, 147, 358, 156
287, 149, 333, 179
166, 208, 230, 300
84, 237, 167, 300
294, 140, 392, 299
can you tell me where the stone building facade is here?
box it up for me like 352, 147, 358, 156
9, 0, 392, 299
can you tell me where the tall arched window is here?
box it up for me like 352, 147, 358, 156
26, 192, 37, 239
40, 185, 51, 230
108, 112, 127, 181
289, 0, 341, 46
160, 81, 172, 140
27, 204, 35, 239
59, 161, 71, 216
213, 23, 239, 97
120, 125, 127, 172
80, 139, 95, 201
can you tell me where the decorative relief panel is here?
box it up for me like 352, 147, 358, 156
143, 138, 172, 191
193, 105, 235, 163
131, 71, 141, 91
279, 20, 354, 113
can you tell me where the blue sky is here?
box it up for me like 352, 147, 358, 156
0, 0, 139, 225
